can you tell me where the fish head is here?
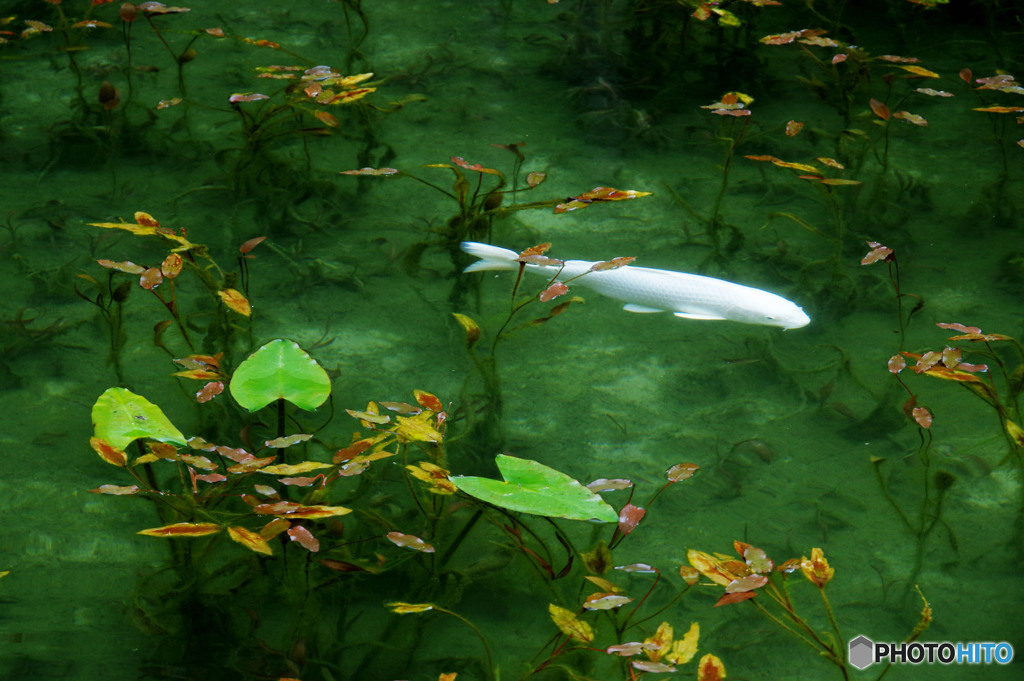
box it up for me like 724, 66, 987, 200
728, 289, 811, 329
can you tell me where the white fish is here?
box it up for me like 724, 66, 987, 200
461, 242, 810, 329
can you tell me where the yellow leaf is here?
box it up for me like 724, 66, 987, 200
898, 64, 940, 78
332, 72, 374, 87
406, 462, 457, 494
712, 8, 740, 26
583, 575, 621, 592
666, 622, 700, 665
549, 603, 593, 643
138, 522, 221, 537
388, 601, 435, 614
171, 369, 223, 380
645, 621, 673, 662
452, 313, 481, 348
697, 653, 727, 681
88, 221, 158, 236
687, 549, 743, 586
260, 518, 291, 539
260, 461, 332, 475
771, 159, 820, 173
347, 402, 390, 426
972, 106, 1024, 113
819, 178, 862, 186
228, 526, 273, 555
800, 547, 834, 586
1005, 419, 1024, 448
393, 412, 442, 444
217, 288, 251, 316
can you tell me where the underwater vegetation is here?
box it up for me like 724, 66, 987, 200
0, 0, 1022, 680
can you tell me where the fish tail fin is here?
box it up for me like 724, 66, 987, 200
461, 241, 521, 272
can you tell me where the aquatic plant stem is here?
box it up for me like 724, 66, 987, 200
434, 606, 496, 681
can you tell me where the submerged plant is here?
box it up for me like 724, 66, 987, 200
341, 148, 652, 306
688, 542, 932, 680
451, 242, 637, 453
80, 211, 257, 381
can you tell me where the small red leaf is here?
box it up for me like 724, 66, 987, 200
912, 406, 933, 428
617, 504, 645, 535
861, 241, 893, 265
714, 591, 757, 607
239, 236, 267, 255
196, 381, 224, 403
539, 281, 569, 302
887, 354, 906, 374
139, 267, 163, 290
287, 524, 321, 552
413, 389, 444, 412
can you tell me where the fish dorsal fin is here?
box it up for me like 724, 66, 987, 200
674, 311, 727, 321
622, 303, 664, 313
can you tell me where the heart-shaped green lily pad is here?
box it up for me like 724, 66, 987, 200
230, 339, 331, 412
92, 387, 187, 450
451, 454, 618, 522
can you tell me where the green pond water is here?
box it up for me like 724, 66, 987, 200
1, 0, 1022, 679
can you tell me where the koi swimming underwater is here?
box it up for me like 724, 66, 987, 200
461, 242, 810, 330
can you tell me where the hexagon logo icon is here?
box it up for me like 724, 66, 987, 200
849, 635, 874, 670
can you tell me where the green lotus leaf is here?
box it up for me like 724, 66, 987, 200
230, 339, 331, 412
451, 454, 618, 522
91, 387, 187, 451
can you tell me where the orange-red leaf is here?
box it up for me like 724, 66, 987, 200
617, 504, 645, 535
414, 389, 444, 412
450, 156, 501, 175
287, 524, 320, 552
196, 381, 224, 403
239, 236, 266, 255
139, 267, 163, 290
539, 281, 569, 302
90, 436, 128, 467
315, 110, 339, 127
697, 653, 727, 681
217, 288, 251, 316
714, 591, 757, 606
590, 256, 636, 271
869, 98, 891, 120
